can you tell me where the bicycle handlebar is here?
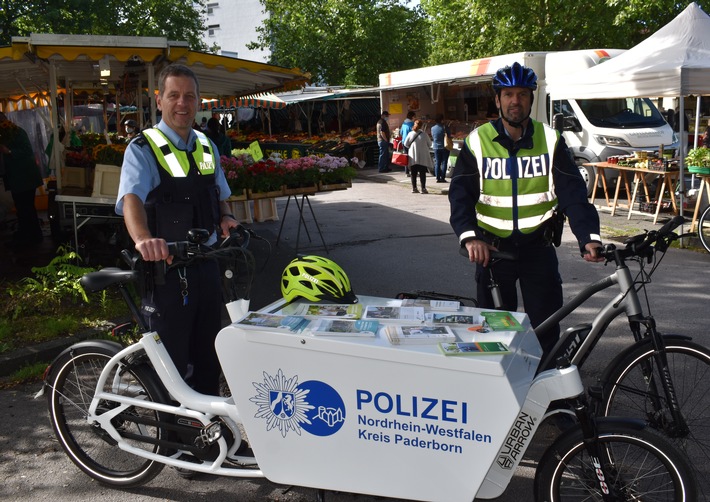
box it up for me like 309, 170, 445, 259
603, 215, 686, 262
458, 246, 517, 263
456, 215, 686, 267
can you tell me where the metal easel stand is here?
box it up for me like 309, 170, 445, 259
275, 194, 329, 254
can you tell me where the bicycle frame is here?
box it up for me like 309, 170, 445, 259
86, 331, 262, 477
537, 258, 644, 372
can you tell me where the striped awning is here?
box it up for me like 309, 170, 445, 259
201, 93, 286, 111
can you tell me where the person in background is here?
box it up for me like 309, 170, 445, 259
448, 62, 603, 360
430, 114, 451, 183
404, 119, 433, 194
205, 117, 232, 157
0, 111, 44, 248
399, 111, 416, 176
123, 119, 139, 140
115, 64, 239, 396
376, 110, 392, 173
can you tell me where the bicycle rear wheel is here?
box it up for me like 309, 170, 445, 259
699, 204, 710, 253
535, 422, 697, 501
45, 342, 168, 487
598, 339, 710, 500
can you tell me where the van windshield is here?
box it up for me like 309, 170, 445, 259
574, 98, 667, 128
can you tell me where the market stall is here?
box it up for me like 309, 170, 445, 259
0, 33, 309, 248
226, 87, 381, 165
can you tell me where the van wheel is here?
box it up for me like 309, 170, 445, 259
577, 162, 594, 197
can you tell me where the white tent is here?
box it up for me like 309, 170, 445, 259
546, 3, 710, 99
547, 2, 710, 213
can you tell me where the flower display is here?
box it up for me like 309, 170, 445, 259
247, 158, 286, 194
281, 156, 320, 188
92, 143, 127, 166
316, 155, 359, 185
64, 149, 94, 168
221, 152, 359, 197
221, 154, 252, 194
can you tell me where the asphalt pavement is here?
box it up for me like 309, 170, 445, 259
1, 168, 709, 502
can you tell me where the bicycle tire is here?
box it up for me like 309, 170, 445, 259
45, 343, 168, 487
534, 421, 697, 501
598, 339, 710, 500
698, 204, 710, 253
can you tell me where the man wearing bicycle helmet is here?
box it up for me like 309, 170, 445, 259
449, 62, 604, 358
116, 64, 239, 396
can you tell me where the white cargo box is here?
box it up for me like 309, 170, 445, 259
216, 297, 541, 502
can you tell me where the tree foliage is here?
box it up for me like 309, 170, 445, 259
420, 0, 710, 65
0, 0, 209, 50
247, 0, 429, 86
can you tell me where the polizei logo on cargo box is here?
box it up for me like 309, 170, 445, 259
251, 371, 495, 456
250, 369, 345, 438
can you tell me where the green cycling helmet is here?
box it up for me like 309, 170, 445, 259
281, 255, 358, 304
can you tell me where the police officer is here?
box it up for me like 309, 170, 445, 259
116, 64, 238, 395
448, 62, 604, 358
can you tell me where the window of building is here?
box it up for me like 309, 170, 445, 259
207, 2, 218, 14
208, 24, 220, 36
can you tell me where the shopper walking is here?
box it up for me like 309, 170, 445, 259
404, 119, 433, 194
399, 111, 415, 176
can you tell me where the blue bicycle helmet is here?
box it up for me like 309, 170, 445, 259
492, 62, 538, 91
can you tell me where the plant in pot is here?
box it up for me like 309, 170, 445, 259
316, 155, 358, 187
247, 158, 285, 196
686, 147, 710, 168
281, 156, 320, 189
221, 154, 252, 197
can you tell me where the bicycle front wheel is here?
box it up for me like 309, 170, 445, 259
599, 339, 710, 500
534, 422, 697, 501
699, 204, 710, 253
45, 343, 167, 487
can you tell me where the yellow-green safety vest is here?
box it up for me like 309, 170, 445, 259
466, 120, 559, 237
141, 128, 216, 176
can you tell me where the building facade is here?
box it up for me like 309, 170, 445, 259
202, 0, 270, 62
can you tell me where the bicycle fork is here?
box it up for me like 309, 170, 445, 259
632, 318, 690, 437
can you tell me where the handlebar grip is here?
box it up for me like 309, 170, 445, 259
658, 215, 686, 236
458, 246, 516, 262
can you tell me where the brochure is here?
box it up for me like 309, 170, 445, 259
236, 312, 310, 332
425, 312, 478, 326
384, 325, 456, 345
307, 319, 379, 337
363, 306, 425, 322
438, 341, 511, 356
401, 299, 461, 311
480, 311, 525, 331
291, 303, 364, 319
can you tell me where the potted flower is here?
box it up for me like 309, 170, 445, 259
281, 156, 320, 194
316, 155, 358, 190
686, 147, 710, 174
92, 143, 127, 167
221, 154, 251, 198
246, 158, 285, 198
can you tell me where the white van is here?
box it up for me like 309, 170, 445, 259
541, 50, 677, 194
